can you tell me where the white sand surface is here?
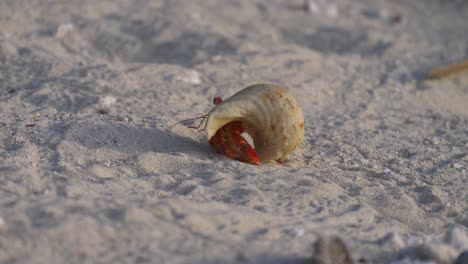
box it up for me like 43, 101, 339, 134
1, 1, 468, 263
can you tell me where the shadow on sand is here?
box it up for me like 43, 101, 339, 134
66, 121, 210, 156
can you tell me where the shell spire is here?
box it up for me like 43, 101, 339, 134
205, 84, 304, 163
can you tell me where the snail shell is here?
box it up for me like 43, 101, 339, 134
205, 84, 304, 163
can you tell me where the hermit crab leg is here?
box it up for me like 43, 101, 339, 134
167, 115, 208, 131
168, 97, 224, 130
188, 116, 208, 130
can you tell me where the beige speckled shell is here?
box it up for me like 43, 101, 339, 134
205, 84, 304, 163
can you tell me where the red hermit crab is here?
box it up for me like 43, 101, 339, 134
171, 84, 304, 165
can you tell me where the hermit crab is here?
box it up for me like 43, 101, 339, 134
170, 84, 304, 165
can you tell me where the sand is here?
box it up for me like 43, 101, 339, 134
0, 0, 467, 263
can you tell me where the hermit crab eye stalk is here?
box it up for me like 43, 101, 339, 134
213, 97, 223, 105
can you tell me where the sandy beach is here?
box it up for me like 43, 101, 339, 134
1, 0, 468, 263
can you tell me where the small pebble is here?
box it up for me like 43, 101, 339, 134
97, 109, 109, 115
309, 236, 354, 264
117, 116, 130, 122
379, 232, 405, 250
304, 0, 338, 17
390, 14, 402, 24
397, 243, 457, 264
362, 8, 380, 19
99, 96, 117, 108
287, 228, 305, 237
164, 69, 201, 85
55, 23, 75, 39
444, 227, 468, 250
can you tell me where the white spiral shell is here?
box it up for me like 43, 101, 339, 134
205, 84, 304, 163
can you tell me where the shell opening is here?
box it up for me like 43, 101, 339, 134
208, 120, 260, 164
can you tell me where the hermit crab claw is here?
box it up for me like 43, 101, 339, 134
205, 84, 304, 164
